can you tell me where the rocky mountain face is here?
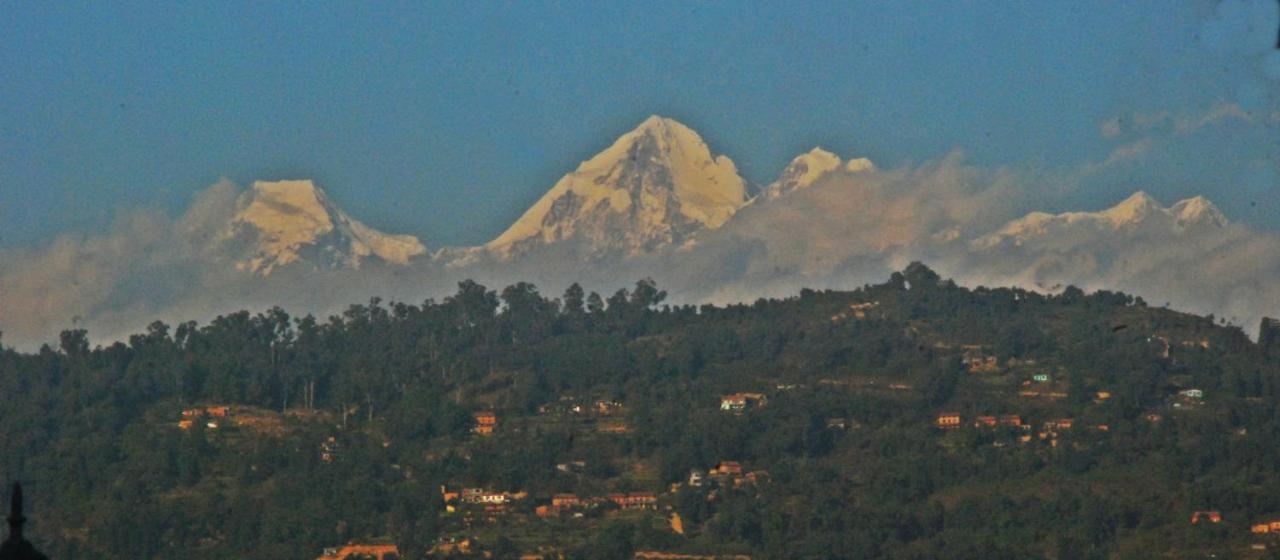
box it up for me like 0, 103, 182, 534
218, 180, 426, 275
484, 116, 748, 259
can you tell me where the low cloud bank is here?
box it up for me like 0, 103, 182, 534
3, 158, 1278, 350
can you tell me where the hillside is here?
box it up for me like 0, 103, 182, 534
2, 264, 1280, 559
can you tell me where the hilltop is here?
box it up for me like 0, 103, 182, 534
2, 265, 1280, 558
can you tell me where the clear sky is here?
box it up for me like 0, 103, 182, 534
2, 1, 1278, 248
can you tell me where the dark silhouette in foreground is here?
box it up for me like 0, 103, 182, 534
0, 483, 48, 560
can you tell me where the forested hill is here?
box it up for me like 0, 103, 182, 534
3, 263, 1280, 559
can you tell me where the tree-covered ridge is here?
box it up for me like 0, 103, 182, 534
2, 263, 1279, 559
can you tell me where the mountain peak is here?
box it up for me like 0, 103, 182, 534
1100, 190, 1162, 227
225, 179, 426, 275
759, 147, 875, 201
485, 116, 746, 258
974, 191, 1228, 250
1169, 195, 1228, 228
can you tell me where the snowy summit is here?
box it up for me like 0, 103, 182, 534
486, 116, 748, 258
972, 191, 1228, 250
221, 179, 427, 275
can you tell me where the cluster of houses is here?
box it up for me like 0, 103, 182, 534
720, 393, 767, 414
680, 461, 770, 492
1251, 519, 1280, 534
441, 486, 528, 524
534, 492, 658, 518
830, 301, 881, 322
936, 413, 1094, 446
1171, 388, 1205, 409
316, 543, 399, 560
537, 396, 625, 417
177, 405, 230, 430
177, 405, 286, 435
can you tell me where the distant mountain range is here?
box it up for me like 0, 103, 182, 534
219, 116, 1229, 275
1, 115, 1273, 349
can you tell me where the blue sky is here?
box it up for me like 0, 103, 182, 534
2, 1, 1277, 247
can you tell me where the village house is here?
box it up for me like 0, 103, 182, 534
736, 471, 770, 488
594, 400, 624, 415
1043, 418, 1073, 431
1190, 510, 1222, 524
182, 406, 230, 419
178, 406, 231, 429
473, 411, 497, 435
1181, 388, 1204, 399
320, 436, 340, 463
552, 493, 583, 509
317, 543, 399, 560
623, 493, 658, 510
687, 470, 706, 487
720, 392, 767, 413
849, 301, 879, 319
966, 356, 999, 372
935, 413, 962, 430
711, 461, 743, 477
555, 460, 586, 474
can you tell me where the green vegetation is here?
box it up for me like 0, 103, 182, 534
2, 264, 1279, 559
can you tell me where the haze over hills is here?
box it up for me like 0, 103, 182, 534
0, 115, 1277, 348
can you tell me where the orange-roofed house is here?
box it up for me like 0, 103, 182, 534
720, 392, 767, 413
1269, 520, 1280, 532
473, 411, 497, 435
1253, 523, 1271, 534
625, 493, 658, 510
712, 461, 743, 476
1191, 511, 1222, 524
999, 415, 1022, 427
317, 543, 399, 560
974, 416, 998, 428
552, 494, 582, 508
936, 413, 962, 430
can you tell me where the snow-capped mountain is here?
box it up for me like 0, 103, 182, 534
485, 116, 747, 258
971, 191, 1228, 250
219, 179, 426, 275
759, 147, 875, 200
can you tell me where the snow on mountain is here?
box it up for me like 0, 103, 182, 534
759, 147, 875, 201
221, 179, 426, 275
485, 115, 747, 258
971, 191, 1228, 250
